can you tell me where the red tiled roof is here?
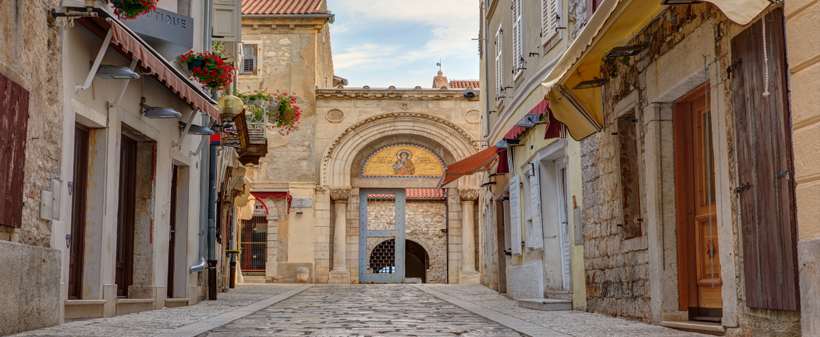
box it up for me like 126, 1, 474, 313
242, 0, 328, 15
366, 189, 448, 200
450, 80, 480, 89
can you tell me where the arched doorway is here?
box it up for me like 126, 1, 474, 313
367, 238, 430, 283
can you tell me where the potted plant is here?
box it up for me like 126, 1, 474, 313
180, 51, 235, 91
236, 90, 302, 135
111, 0, 158, 20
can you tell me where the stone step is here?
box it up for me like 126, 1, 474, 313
545, 291, 572, 301
517, 298, 572, 311
241, 276, 267, 284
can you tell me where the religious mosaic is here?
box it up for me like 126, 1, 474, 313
362, 144, 445, 178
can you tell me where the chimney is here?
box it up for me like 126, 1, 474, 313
432, 70, 450, 89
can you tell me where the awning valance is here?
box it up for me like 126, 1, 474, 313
438, 147, 504, 188
79, 16, 220, 121
250, 192, 292, 214
541, 0, 770, 140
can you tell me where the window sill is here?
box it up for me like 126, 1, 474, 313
660, 320, 725, 335
621, 235, 647, 253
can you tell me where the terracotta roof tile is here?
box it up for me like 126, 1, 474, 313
242, 0, 328, 15
449, 80, 480, 89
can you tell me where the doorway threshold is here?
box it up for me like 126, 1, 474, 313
660, 320, 725, 336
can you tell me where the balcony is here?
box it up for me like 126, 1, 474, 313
221, 108, 268, 165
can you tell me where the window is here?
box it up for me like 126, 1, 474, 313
541, 0, 560, 44
616, 115, 641, 239
241, 44, 258, 75
512, 0, 523, 78
495, 26, 504, 102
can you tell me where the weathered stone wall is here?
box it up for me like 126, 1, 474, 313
0, 0, 64, 247
364, 199, 448, 283
0, 241, 61, 335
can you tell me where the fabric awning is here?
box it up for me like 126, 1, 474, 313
504, 99, 550, 140
79, 16, 220, 121
250, 192, 292, 214
438, 147, 504, 188
540, 0, 770, 140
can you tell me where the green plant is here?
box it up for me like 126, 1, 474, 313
235, 90, 302, 135
180, 51, 235, 91
211, 41, 227, 57
602, 56, 619, 79
111, 0, 158, 20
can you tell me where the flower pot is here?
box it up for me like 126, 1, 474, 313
187, 58, 206, 71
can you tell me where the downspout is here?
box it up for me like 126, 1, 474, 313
193, 113, 210, 274
204, 0, 213, 51
228, 207, 237, 288
208, 141, 218, 301
483, 0, 491, 141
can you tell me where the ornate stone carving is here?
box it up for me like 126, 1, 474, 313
329, 188, 351, 201
326, 109, 345, 123
459, 188, 480, 201
400, 102, 410, 110
464, 109, 480, 124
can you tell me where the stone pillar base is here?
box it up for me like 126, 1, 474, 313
328, 270, 350, 284
458, 270, 480, 284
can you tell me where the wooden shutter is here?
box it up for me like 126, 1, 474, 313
242, 44, 257, 74
528, 166, 543, 250
542, 0, 559, 43
495, 27, 504, 98
509, 174, 523, 255
731, 8, 799, 311
0, 72, 30, 228
512, 0, 522, 77
213, 0, 241, 61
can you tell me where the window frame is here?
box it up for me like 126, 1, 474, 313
495, 25, 505, 106
240, 43, 259, 76
541, 0, 562, 45
512, 0, 524, 80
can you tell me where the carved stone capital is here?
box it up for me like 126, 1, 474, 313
458, 188, 480, 202
329, 187, 351, 202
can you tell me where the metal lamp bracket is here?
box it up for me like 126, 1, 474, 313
110, 59, 140, 108
75, 25, 113, 92
191, 118, 215, 157
175, 108, 200, 149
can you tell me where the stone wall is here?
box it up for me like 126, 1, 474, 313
0, 240, 61, 335
364, 199, 448, 283
0, 0, 64, 246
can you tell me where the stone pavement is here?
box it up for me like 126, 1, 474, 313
12, 284, 706, 337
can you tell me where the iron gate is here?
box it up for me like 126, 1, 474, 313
240, 216, 267, 274
359, 189, 406, 283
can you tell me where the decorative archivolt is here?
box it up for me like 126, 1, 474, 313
321, 112, 479, 187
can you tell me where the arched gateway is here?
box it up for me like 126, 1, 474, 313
321, 111, 482, 284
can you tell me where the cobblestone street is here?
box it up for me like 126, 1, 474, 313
13, 284, 706, 337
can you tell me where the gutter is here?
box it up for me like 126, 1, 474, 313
242, 13, 335, 23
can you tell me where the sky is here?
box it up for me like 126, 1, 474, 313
326, 0, 480, 88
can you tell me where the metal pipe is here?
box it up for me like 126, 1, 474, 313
483, 0, 491, 140
204, 0, 213, 51
208, 141, 217, 301
242, 13, 335, 23
190, 257, 206, 273
229, 208, 237, 288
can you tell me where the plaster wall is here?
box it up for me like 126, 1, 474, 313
785, 0, 820, 334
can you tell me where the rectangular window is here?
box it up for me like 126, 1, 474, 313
495, 26, 504, 103
542, 0, 560, 44
241, 44, 258, 75
617, 115, 642, 239
512, 0, 523, 79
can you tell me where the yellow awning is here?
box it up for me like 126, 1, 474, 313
541, 0, 770, 140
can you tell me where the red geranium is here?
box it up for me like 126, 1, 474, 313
111, 0, 158, 20
180, 51, 235, 91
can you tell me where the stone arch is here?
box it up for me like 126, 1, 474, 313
320, 112, 479, 187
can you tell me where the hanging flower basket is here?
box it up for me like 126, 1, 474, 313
111, 0, 158, 20
180, 51, 235, 91
236, 90, 302, 135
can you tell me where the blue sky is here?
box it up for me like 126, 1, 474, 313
326, 0, 480, 88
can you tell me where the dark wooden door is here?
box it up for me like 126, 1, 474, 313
69, 124, 90, 299
731, 8, 799, 311
116, 135, 137, 298
674, 84, 722, 321
167, 165, 179, 299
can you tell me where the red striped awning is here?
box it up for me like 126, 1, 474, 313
250, 192, 292, 214
438, 147, 504, 188
503, 99, 550, 140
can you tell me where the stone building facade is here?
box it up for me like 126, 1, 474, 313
573, 1, 801, 335
238, 0, 482, 285
0, 2, 64, 333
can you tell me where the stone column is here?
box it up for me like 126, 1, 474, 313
459, 188, 480, 284
328, 188, 351, 284
265, 211, 279, 282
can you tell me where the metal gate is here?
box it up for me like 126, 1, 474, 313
359, 189, 406, 283
240, 216, 267, 274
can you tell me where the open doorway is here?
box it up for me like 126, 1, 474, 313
68, 124, 90, 299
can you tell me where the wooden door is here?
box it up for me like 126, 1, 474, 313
116, 135, 137, 298
68, 124, 89, 299
674, 84, 722, 321
731, 8, 799, 311
495, 199, 507, 293
167, 165, 179, 298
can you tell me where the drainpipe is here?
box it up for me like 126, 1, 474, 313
228, 208, 237, 288
194, 113, 210, 274
483, 0, 491, 141
208, 141, 218, 301
204, 0, 213, 51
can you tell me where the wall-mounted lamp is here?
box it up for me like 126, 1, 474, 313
96, 65, 140, 80
573, 78, 610, 90
141, 100, 182, 119
179, 122, 214, 135
604, 45, 646, 58
515, 113, 548, 128
494, 139, 521, 149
